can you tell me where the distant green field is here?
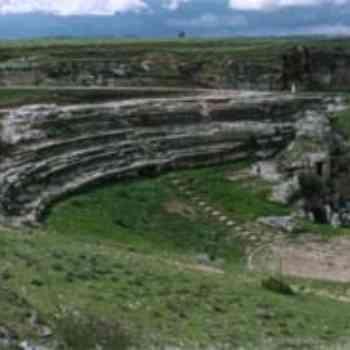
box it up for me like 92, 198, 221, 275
0, 36, 349, 63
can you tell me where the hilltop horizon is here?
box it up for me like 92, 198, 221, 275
0, 0, 350, 38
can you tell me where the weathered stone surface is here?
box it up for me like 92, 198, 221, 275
271, 177, 300, 204
258, 216, 297, 233
281, 46, 350, 92
251, 161, 282, 182
266, 104, 340, 204
279, 109, 333, 175
0, 91, 334, 226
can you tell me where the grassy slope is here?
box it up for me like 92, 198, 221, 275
46, 163, 288, 261
1, 163, 350, 349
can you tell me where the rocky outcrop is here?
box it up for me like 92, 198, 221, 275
0, 90, 330, 226
259, 107, 336, 204
278, 108, 334, 178
250, 96, 350, 227
225, 61, 281, 91
1, 46, 350, 91
281, 46, 350, 91
227, 47, 350, 92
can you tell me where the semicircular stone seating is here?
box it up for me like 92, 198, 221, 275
0, 90, 330, 227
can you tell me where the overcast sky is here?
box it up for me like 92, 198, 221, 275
0, 0, 349, 37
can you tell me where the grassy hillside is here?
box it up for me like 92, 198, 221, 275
1, 162, 350, 349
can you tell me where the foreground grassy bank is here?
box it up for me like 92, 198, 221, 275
1, 163, 350, 349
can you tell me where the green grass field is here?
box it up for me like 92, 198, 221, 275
1, 163, 350, 349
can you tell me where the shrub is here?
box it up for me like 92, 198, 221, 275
298, 173, 329, 224
55, 312, 132, 350
0, 139, 11, 158
262, 277, 295, 296
298, 173, 326, 198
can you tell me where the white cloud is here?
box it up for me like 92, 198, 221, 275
304, 24, 350, 35
163, 0, 190, 10
0, 0, 148, 15
229, 0, 349, 10
168, 13, 247, 28
2, 0, 349, 16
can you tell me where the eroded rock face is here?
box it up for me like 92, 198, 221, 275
0, 91, 332, 226
251, 97, 348, 226
1, 47, 350, 91
268, 108, 335, 204
281, 47, 350, 91
278, 109, 333, 177
229, 47, 350, 91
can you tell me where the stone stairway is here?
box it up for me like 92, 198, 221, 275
169, 174, 286, 256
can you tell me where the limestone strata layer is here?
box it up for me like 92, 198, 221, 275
0, 90, 333, 226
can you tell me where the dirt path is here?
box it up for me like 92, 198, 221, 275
172, 261, 225, 274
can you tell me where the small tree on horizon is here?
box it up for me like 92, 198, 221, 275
178, 31, 186, 39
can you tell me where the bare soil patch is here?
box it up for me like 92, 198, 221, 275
164, 199, 196, 219
250, 235, 350, 283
